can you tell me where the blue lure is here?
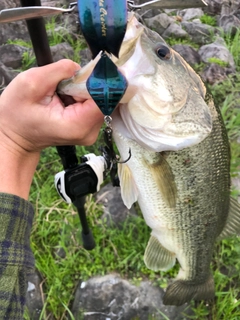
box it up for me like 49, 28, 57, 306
77, 0, 128, 59
86, 53, 128, 116
77, 0, 128, 116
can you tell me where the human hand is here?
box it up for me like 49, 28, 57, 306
0, 59, 104, 199
0, 59, 104, 152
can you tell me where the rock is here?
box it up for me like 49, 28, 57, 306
95, 183, 137, 227
220, 0, 240, 15
42, 0, 66, 6
219, 14, 240, 35
50, 42, 74, 61
0, 1, 29, 44
231, 0, 240, 12
78, 48, 92, 66
192, 18, 202, 23
0, 0, 20, 10
179, 8, 204, 21
0, 62, 19, 93
164, 9, 179, 16
198, 37, 235, 69
203, 0, 222, 15
133, 0, 162, 18
58, 12, 81, 37
0, 44, 29, 69
71, 274, 192, 320
25, 271, 44, 320
182, 21, 219, 45
200, 63, 232, 85
220, 0, 231, 16
140, 9, 162, 19
144, 13, 174, 35
172, 44, 201, 66
0, 21, 30, 44
233, 8, 240, 19
162, 23, 189, 40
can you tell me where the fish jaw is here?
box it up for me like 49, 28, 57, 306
57, 55, 101, 101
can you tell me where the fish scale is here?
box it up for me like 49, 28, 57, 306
162, 97, 229, 242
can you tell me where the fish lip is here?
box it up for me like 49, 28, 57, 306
56, 54, 102, 98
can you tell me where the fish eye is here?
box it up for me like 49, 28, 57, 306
155, 45, 171, 60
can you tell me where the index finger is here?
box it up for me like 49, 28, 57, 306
17, 59, 81, 100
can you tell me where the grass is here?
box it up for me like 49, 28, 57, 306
224, 29, 240, 71
6, 14, 239, 320
200, 14, 217, 27
207, 57, 229, 67
166, 36, 199, 49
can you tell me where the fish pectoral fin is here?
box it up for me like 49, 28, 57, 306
163, 274, 215, 306
218, 196, 240, 241
147, 153, 177, 208
118, 163, 138, 209
144, 235, 176, 271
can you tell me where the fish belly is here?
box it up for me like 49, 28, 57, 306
113, 120, 182, 255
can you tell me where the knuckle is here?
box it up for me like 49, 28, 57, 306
57, 59, 76, 74
83, 134, 98, 146
17, 68, 39, 94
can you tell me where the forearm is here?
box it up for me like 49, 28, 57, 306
0, 135, 39, 200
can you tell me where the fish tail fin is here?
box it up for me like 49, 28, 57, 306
163, 274, 215, 306
144, 235, 176, 271
218, 196, 240, 240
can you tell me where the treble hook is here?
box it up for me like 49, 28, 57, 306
103, 116, 132, 165
117, 148, 132, 164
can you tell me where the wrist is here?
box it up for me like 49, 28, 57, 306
0, 133, 40, 200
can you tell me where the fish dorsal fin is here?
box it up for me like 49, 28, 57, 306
218, 196, 240, 241
144, 235, 176, 272
118, 163, 138, 209
145, 153, 177, 208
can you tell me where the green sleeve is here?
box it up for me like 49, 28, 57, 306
0, 193, 35, 319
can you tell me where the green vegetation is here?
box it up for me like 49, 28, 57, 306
224, 30, 240, 70
200, 14, 217, 27
207, 57, 229, 67
8, 15, 240, 320
167, 36, 199, 49
45, 17, 87, 62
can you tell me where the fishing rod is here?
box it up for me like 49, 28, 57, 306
18, 0, 96, 250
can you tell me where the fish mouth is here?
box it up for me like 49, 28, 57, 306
57, 14, 144, 103
57, 55, 101, 101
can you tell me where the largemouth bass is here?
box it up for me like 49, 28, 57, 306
57, 13, 240, 306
